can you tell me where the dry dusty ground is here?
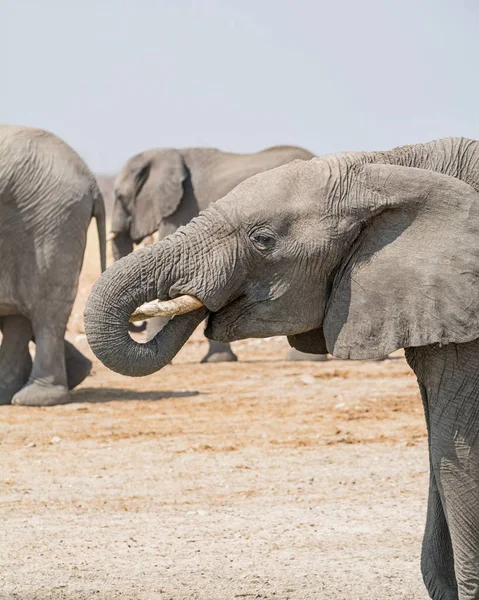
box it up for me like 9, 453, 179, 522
1, 225, 431, 599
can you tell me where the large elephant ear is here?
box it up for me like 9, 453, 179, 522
130, 150, 186, 243
323, 164, 479, 359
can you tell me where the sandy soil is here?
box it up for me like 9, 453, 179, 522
1, 225, 430, 599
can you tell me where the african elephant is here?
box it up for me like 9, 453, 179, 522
86, 137, 479, 599
0, 125, 106, 406
110, 144, 323, 362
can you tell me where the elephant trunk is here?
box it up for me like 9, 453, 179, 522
110, 198, 134, 261
84, 234, 208, 377
111, 231, 134, 262
110, 231, 148, 333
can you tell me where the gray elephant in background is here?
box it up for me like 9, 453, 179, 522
0, 125, 106, 406
110, 144, 321, 362
86, 137, 479, 599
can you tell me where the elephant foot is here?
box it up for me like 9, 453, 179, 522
65, 346, 92, 390
200, 341, 238, 363
201, 350, 238, 363
0, 382, 22, 405
366, 356, 389, 362
12, 382, 70, 407
423, 576, 458, 600
285, 348, 328, 362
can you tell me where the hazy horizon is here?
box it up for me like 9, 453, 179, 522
4, 0, 478, 173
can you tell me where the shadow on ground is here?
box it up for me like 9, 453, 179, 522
234, 355, 405, 364
71, 388, 200, 403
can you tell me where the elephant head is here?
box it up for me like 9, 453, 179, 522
85, 157, 479, 375
110, 149, 187, 261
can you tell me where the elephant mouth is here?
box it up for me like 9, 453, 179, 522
129, 293, 249, 342
206, 296, 312, 343
204, 298, 247, 342
130, 291, 311, 343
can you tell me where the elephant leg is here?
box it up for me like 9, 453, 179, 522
422, 465, 458, 599
64, 340, 92, 390
200, 339, 238, 363
407, 343, 479, 600
430, 412, 479, 600
0, 315, 33, 405
12, 322, 69, 406
414, 380, 458, 599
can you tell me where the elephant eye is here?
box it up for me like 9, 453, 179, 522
251, 231, 276, 251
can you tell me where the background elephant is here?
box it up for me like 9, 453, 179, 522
86, 137, 479, 600
110, 144, 322, 362
0, 125, 106, 406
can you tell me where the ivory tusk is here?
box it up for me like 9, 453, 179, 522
106, 231, 118, 242
129, 295, 204, 322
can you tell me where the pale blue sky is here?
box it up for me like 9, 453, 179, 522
4, 0, 478, 172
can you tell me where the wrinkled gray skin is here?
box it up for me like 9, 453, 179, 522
0, 125, 106, 406
111, 144, 321, 362
87, 137, 479, 599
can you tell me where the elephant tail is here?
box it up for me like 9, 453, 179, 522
92, 188, 107, 273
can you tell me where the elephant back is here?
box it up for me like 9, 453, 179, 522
0, 125, 100, 209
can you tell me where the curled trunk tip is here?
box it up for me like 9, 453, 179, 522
84, 245, 207, 377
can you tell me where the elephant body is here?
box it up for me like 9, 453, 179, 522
111, 144, 317, 362
87, 136, 479, 599
0, 125, 106, 406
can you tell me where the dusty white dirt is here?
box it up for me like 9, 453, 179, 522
0, 226, 430, 599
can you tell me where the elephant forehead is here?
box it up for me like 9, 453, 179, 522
114, 167, 136, 191
218, 161, 321, 221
